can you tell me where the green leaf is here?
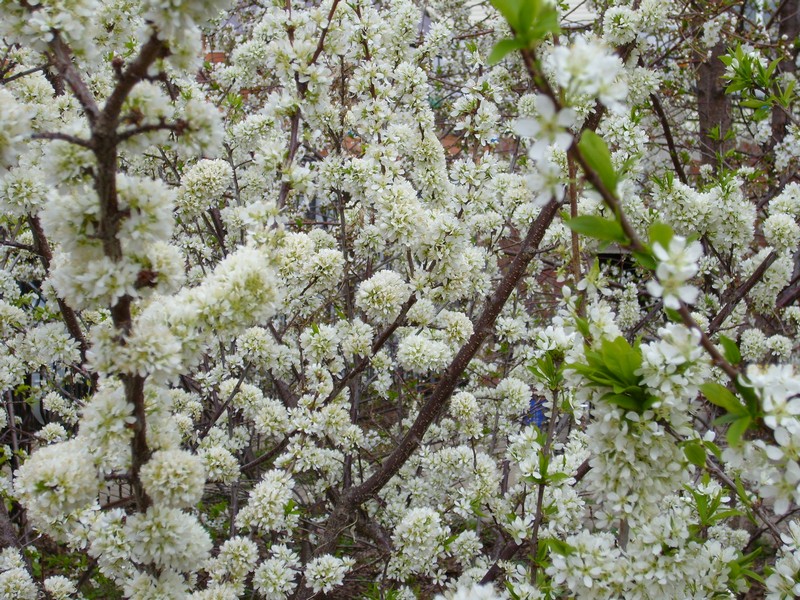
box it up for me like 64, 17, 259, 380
734, 379, 761, 417
489, 0, 522, 29
578, 130, 618, 193
517, 0, 536, 36
574, 316, 591, 339
487, 37, 527, 65
529, 4, 561, 40
540, 537, 575, 556
733, 474, 751, 507
601, 392, 641, 412
714, 508, 743, 521
566, 215, 628, 243
700, 382, 746, 415
504, 582, 523, 600
547, 472, 570, 484
726, 416, 752, 447
713, 412, 743, 426
718, 335, 742, 365
740, 98, 770, 110
442, 533, 460, 549
601, 337, 642, 384
529, 352, 562, 389
648, 222, 674, 249
683, 441, 707, 468
779, 79, 796, 107
754, 104, 771, 121
632, 249, 656, 270
283, 499, 299, 516
703, 439, 722, 460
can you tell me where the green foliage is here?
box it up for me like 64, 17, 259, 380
682, 439, 707, 468
720, 44, 796, 121
700, 382, 745, 416
687, 482, 743, 531
487, 38, 527, 65
487, 0, 560, 65
629, 221, 678, 271
364, 582, 403, 600
718, 335, 742, 365
569, 337, 658, 414
578, 130, 618, 193
728, 549, 765, 588
565, 215, 628, 244
540, 536, 575, 556
700, 381, 762, 447
648, 222, 673, 249
528, 350, 565, 390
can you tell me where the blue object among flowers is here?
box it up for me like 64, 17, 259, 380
524, 397, 547, 428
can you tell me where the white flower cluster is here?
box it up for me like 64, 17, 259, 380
765, 183, 800, 258
43, 575, 78, 600
79, 382, 136, 473
304, 554, 355, 594
548, 35, 628, 110
0, 88, 32, 170
603, 6, 640, 46
275, 232, 345, 317
547, 494, 742, 598
204, 536, 259, 591
637, 324, 709, 429
646, 235, 703, 309
177, 159, 233, 216
356, 270, 413, 323
176, 244, 282, 339
0, 163, 47, 219
235, 469, 298, 535
397, 333, 452, 374
766, 521, 800, 599
253, 544, 300, 599
13, 439, 98, 529
125, 505, 212, 572
583, 399, 690, 522
388, 507, 449, 580
0, 549, 37, 600
140, 449, 205, 509
41, 174, 183, 310
514, 95, 576, 162
739, 365, 800, 514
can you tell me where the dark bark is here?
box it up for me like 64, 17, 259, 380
771, 0, 800, 144
696, 41, 733, 168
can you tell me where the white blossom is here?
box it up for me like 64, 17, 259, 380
356, 270, 412, 324
304, 555, 354, 594
646, 235, 703, 309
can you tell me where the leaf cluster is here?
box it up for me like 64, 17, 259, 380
487, 0, 561, 65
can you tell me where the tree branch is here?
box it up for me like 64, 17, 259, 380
308, 199, 561, 569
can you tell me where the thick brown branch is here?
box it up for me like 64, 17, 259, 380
103, 35, 169, 126
48, 36, 100, 123
311, 199, 560, 564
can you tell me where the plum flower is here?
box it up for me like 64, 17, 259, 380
646, 235, 702, 309
514, 94, 577, 161
525, 156, 565, 207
